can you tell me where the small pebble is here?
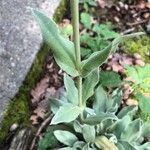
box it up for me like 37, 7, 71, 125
115, 6, 120, 11
10, 123, 19, 132
124, 4, 128, 10
135, 59, 145, 67
118, 2, 124, 8
133, 53, 142, 59
114, 16, 120, 23
143, 13, 150, 19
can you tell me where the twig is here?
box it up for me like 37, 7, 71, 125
127, 20, 147, 26
30, 114, 53, 150
122, 27, 135, 34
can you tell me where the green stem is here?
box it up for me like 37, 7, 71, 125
71, 0, 81, 68
71, 0, 83, 109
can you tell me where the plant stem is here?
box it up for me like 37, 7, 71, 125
71, 0, 83, 108
71, 0, 81, 68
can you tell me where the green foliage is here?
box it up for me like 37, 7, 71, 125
51, 104, 82, 125
136, 93, 150, 113
82, 70, 99, 103
52, 86, 150, 149
99, 71, 122, 87
79, 0, 97, 7
59, 24, 73, 39
125, 64, 150, 92
124, 35, 150, 63
125, 64, 150, 121
38, 131, 58, 150
81, 12, 92, 29
80, 20, 119, 59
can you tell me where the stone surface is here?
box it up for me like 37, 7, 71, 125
0, 0, 60, 122
9, 128, 32, 150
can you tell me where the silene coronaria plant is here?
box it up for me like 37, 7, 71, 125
31, 0, 150, 149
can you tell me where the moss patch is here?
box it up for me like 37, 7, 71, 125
124, 35, 150, 63
53, 0, 70, 23
138, 111, 150, 123
0, 43, 49, 144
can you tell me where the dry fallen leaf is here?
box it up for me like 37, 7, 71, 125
34, 107, 46, 119
30, 115, 39, 125
97, 0, 106, 8
31, 76, 49, 104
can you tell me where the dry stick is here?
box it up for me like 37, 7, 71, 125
30, 114, 53, 150
122, 28, 135, 34
127, 19, 147, 26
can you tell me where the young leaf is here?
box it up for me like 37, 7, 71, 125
116, 143, 125, 150
81, 44, 112, 77
81, 32, 144, 76
112, 116, 131, 139
135, 142, 150, 150
31, 9, 78, 77
82, 70, 99, 103
99, 71, 122, 87
135, 93, 150, 113
119, 141, 137, 150
73, 121, 83, 133
64, 74, 78, 105
51, 104, 82, 125
73, 141, 85, 149
54, 130, 78, 147
93, 86, 108, 114
141, 122, 150, 137
83, 113, 118, 125
82, 124, 95, 142
121, 119, 143, 142
50, 98, 66, 114
117, 106, 138, 119
81, 12, 92, 29
93, 24, 119, 40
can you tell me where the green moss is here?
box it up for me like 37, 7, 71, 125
124, 35, 150, 63
0, 44, 49, 144
138, 111, 150, 123
53, 0, 69, 23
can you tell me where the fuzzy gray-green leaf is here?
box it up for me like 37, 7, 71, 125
64, 74, 78, 105
119, 141, 137, 150
84, 113, 118, 125
117, 106, 138, 119
93, 86, 108, 114
82, 124, 95, 142
54, 130, 78, 147
51, 104, 82, 124
135, 142, 150, 150
50, 98, 66, 114
31, 9, 78, 77
82, 70, 99, 103
121, 119, 143, 142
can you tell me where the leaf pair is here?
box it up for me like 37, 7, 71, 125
32, 9, 144, 78
50, 75, 81, 125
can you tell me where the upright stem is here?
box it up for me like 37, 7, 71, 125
71, 0, 82, 108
